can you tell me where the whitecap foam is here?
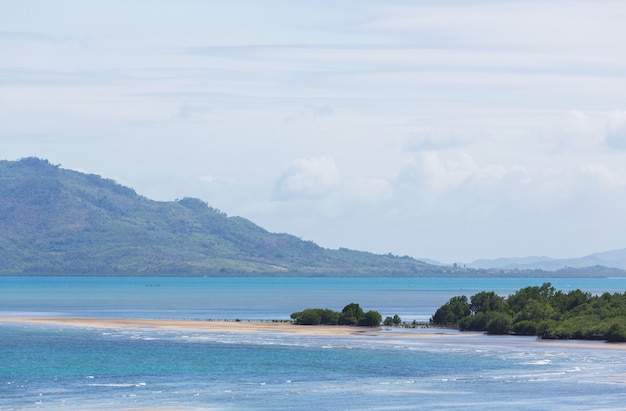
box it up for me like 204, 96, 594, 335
522, 359, 552, 365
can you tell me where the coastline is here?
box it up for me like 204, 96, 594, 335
1, 317, 462, 338
0, 317, 386, 336
1, 317, 625, 351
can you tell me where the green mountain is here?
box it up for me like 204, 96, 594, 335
0, 157, 445, 276
2, 157, 624, 277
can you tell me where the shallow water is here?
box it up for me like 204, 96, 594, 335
1, 276, 625, 410
1, 323, 625, 410
1, 276, 624, 322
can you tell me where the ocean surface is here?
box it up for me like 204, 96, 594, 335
1, 276, 626, 410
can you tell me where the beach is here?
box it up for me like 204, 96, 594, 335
0, 316, 422, 336
2, 317, 625, 351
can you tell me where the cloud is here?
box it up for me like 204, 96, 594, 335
273, 156, 340, 200
3, 1, 626, 262
0, 30, 69, 43
284, 104, 334, 123
605, 110, 626, 149
178, 102, 203, 120
404, 129, 468, 151
581, 164, 626, 187
365, 2, 625, 53
345, 178, 392, 202
394, 150, 541, 217
397, 151, 481, 192
537, 110, 604, 154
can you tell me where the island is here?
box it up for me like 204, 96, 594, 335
430, 283, 626, 342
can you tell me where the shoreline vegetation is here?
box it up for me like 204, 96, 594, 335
290, 284, 626, 344
290, 303, 383, 326
430, 283, 626, 342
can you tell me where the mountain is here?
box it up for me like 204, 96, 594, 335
468, 249, 626, 271
2, 157, 624, 277
0, 157, 446, 276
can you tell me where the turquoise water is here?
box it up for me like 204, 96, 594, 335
1, 276, 624, 321
1, 276, 626, 410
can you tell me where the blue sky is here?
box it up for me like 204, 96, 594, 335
2, 0, 625, 263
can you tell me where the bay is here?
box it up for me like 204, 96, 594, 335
1, 276, 625, 410
1, 276, 624, 321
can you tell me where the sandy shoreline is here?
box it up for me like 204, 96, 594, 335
0, 317, 389, 336
1, 317, 625, 351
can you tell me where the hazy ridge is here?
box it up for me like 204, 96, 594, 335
467, 249, 626, 271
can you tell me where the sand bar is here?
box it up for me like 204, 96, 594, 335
1, 317, 625, 351
0, 317, 386, 336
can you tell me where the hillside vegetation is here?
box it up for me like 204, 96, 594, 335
2, 157, 625, 277
0, 157, 442, 276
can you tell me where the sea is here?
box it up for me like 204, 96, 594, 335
1, 276, 626, 410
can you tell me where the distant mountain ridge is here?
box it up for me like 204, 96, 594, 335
467, 249, 626, 271
1, 157, 624, 277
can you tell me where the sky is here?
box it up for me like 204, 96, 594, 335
2, 0, 626, 263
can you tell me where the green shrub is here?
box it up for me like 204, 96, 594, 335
486, 312, 512, 335
291, 303, 381, 327
432, 286, 626, 342
358, 310, 382, 326
605, 321, 626, 342
512, 320, 537, 336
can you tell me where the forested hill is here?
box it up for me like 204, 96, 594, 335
0, 157, 437, 276
1, 157, 625, 277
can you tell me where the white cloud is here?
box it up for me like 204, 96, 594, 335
534, 110, 604, 154
582, 164, 626, 187
398, 151, 480, 192
273, 156, 340, 200
605, 110, 626, 149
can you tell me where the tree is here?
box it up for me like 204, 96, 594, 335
319, 308, 340, 325
291, 308, 339, 325
340, 303, 364, 325
514, 299, 554, 323
432, 286, 626, 342
512, 320, 538, 336
291, 303, 381, 327
507, 283, 555, 312
605, 321, 626, 342
486, 312, 512, 335
553, 289, 591, 312
292, 309, 321, 325
431, 295, 470, 325
470, 291, 508, 315
459, 312, 488, 331
358, 310, 382, 326
384, 314, 402, 326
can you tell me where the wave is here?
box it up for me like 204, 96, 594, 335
86, 382, 146, 387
